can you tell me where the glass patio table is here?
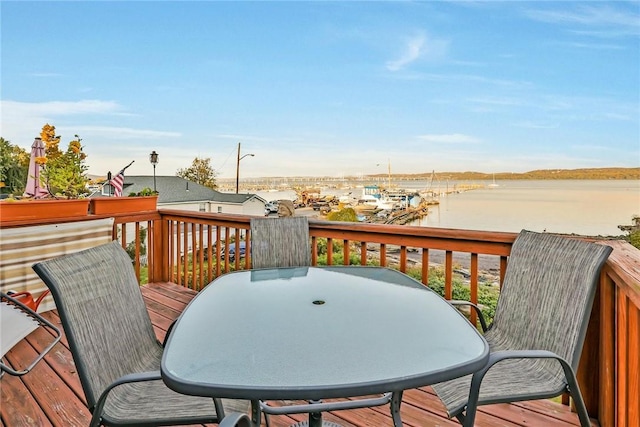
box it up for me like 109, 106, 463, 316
161, 266, 488, 427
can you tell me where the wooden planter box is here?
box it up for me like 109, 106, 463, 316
0, 199, 90, 223
89, 196, 158, 215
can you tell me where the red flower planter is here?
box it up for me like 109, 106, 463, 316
0, 199, 90, 224
89, 196, 158, 215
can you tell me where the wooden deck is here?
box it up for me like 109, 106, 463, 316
1, 282, 597, 427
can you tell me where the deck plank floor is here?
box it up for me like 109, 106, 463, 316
1, 282, 595, 427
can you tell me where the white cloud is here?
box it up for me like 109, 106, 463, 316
525, 5, 640, 37
0, 99, 178, 153
3, 99, 122, 116
416, 134, 481, 144
71, 126, 181, 139
386, 32, 449, 71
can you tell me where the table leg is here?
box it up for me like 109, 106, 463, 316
390, 391, 403, 427
251, 400, 262, 427
308, 400, 322, 427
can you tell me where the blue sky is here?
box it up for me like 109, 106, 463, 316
2, 1, 639, 179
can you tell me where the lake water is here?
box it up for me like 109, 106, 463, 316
411, 180, 639, 237
256, 180, 639, 237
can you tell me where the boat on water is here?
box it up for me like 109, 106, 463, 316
354, 185, 393, 210
488, 174, 499, 188
354, 185, 422, 211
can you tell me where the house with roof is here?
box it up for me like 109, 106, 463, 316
95, 175, 266, 216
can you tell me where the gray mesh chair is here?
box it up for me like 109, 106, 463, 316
250, 216, 311, 269
249, 216, 397, 425
432, 230, 612, 427
32, 241, 251, 427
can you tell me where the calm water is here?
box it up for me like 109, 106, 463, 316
410, 180, 639, 237
257, 180, 639, 237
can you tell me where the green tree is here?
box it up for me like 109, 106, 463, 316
0, 137, 29, 195
176, 157, 217, 189
620, 216, 640, 250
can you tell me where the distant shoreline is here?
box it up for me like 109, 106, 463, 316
217, 167, 640, 183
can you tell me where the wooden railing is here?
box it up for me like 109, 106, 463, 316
126, 209, 640, 427
593, 240, 640, 427
2, 208, 638, 426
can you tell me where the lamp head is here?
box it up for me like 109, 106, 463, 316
149, 150, 159, 165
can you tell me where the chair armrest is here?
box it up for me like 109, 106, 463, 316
484, 349, 569, 368
473, 349, 572, 385
449, 300, 488, 332
219, 412, 252, 427
464, 349, 575, 426
91, 371, 162, 425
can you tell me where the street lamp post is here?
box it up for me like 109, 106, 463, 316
235, 142, 254, 193
149, 151, 159, 192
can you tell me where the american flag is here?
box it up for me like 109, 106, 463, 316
108, 161, 134, 196
110, 169, 126, 197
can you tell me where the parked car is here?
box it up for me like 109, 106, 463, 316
265, 200, 279, 215
220, 241, 246, 262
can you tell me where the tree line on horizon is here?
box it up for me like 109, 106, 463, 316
372, 167, 640, 181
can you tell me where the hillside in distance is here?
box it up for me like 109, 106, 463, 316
372, 167, 640, 181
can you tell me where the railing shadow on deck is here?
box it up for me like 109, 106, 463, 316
2, 208, 638, 427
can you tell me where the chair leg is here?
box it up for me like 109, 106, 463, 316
214, 398, 226, 420
89, 412, 102, 427
564, 371, 592, 427
251, 400, 262, 427
462, 370, 484, 427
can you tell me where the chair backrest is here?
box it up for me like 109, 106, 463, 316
490, 230, 612, 369
250, 216, 311, 268
32, 241, 159, 409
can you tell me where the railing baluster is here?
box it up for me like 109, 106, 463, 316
134, 221, 141, 281
421, 248, 429, 286
470, 253, 478, 326
311, 236, 318, 265
399, 246, 407, 273
183, 222, 190, 288
343, 239, 350, 265
224, 229, 231, 273
360, 241, 367, 266
445, 250, 453, 300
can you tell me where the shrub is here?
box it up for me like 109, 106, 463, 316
327, 208, 358, 222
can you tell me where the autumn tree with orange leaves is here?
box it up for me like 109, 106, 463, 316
37, 124, 89, 198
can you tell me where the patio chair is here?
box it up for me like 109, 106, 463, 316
432, 230, 613, 427
32, 241, 251, 427
250, 216, 311, 268
1, 292, 61, 377
249, 216, 400, 425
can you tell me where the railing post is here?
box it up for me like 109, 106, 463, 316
151, 216, 169, 282
599, 270, 616, 427
577, 281, 601, 417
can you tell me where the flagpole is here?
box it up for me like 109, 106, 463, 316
122, 160, 135, 172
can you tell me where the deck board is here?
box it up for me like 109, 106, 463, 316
1, 282, 594, 427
